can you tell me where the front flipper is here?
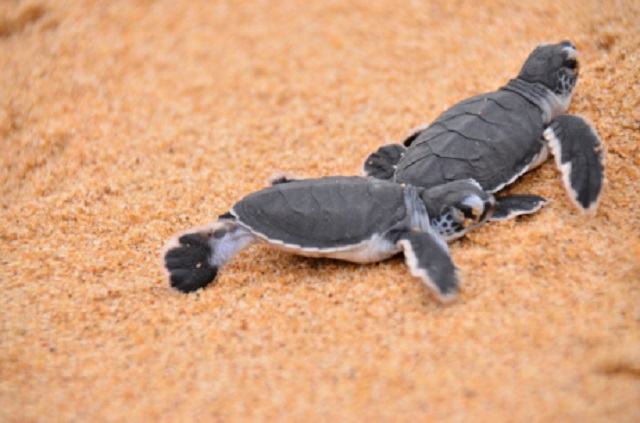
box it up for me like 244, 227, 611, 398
490, 194, 548, 222
362, 144, 406, 180
397, 231, 459, 302
543, 115, 605, 213
161, 220, 255, 293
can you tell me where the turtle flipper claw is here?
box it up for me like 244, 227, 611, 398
490, 195, 548, 221
362, 144, 406, 180
544, 115, 605, 213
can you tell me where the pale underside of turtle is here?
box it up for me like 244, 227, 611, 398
363, 40, 605, 217
162, 176, 516, 302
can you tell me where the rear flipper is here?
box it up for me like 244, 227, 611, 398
397, 231, 459, 302
268, 171, 304, 186
490, 194, 548, 222
544, 115, 605, 214
399, 123, 430, 147
162, 219, 256, 293
362, 144, 407, 180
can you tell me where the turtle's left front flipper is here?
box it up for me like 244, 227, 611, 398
397, 231, 459, 302
544, 115, 605, 213
490, 194, 548, 222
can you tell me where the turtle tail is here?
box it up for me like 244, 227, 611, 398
161, 218, 255, 293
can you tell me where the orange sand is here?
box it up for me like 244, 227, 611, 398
1, 0, 639, 421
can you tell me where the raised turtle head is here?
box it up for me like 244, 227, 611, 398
517, 41, 579, 104
421, 180, 495, 242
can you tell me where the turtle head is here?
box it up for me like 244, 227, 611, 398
517, 41, 579, 104
422, 180, 496, 242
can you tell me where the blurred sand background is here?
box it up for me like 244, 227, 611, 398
1, 0, 639, 421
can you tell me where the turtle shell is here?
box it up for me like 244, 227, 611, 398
232, 176, 407, 250
396, 89, 545, 192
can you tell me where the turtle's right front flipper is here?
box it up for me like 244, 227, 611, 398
397, 231, 459, 302
362, 144, 406, 180
544, 115, 605, 213
490, 194, 548, 221
162, 220, 255, 293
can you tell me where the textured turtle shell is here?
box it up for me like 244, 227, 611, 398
232, 176, 407, 250
396, 88, 545, 192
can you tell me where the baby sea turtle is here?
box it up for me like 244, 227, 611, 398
162, 176, 500, 302
363, 41, 604, 216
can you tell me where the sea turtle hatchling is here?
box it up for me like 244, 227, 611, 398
363, 41, 605, 217
161, 176, 508, 302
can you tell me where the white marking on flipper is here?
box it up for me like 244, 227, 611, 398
545, 125, 578, 209
397, 236, 459, 303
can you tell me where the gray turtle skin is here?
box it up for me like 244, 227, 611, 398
162, 176, 495, 302
363, 41, 605, 216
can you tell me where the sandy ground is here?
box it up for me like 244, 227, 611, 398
1, 0, 639, 421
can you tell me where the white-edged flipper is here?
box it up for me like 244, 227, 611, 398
362, 144, 407, 180
398, 231, 459, 302
490, 195, 549, 221
162, 220, 256, 293
544, 115, 605, 213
